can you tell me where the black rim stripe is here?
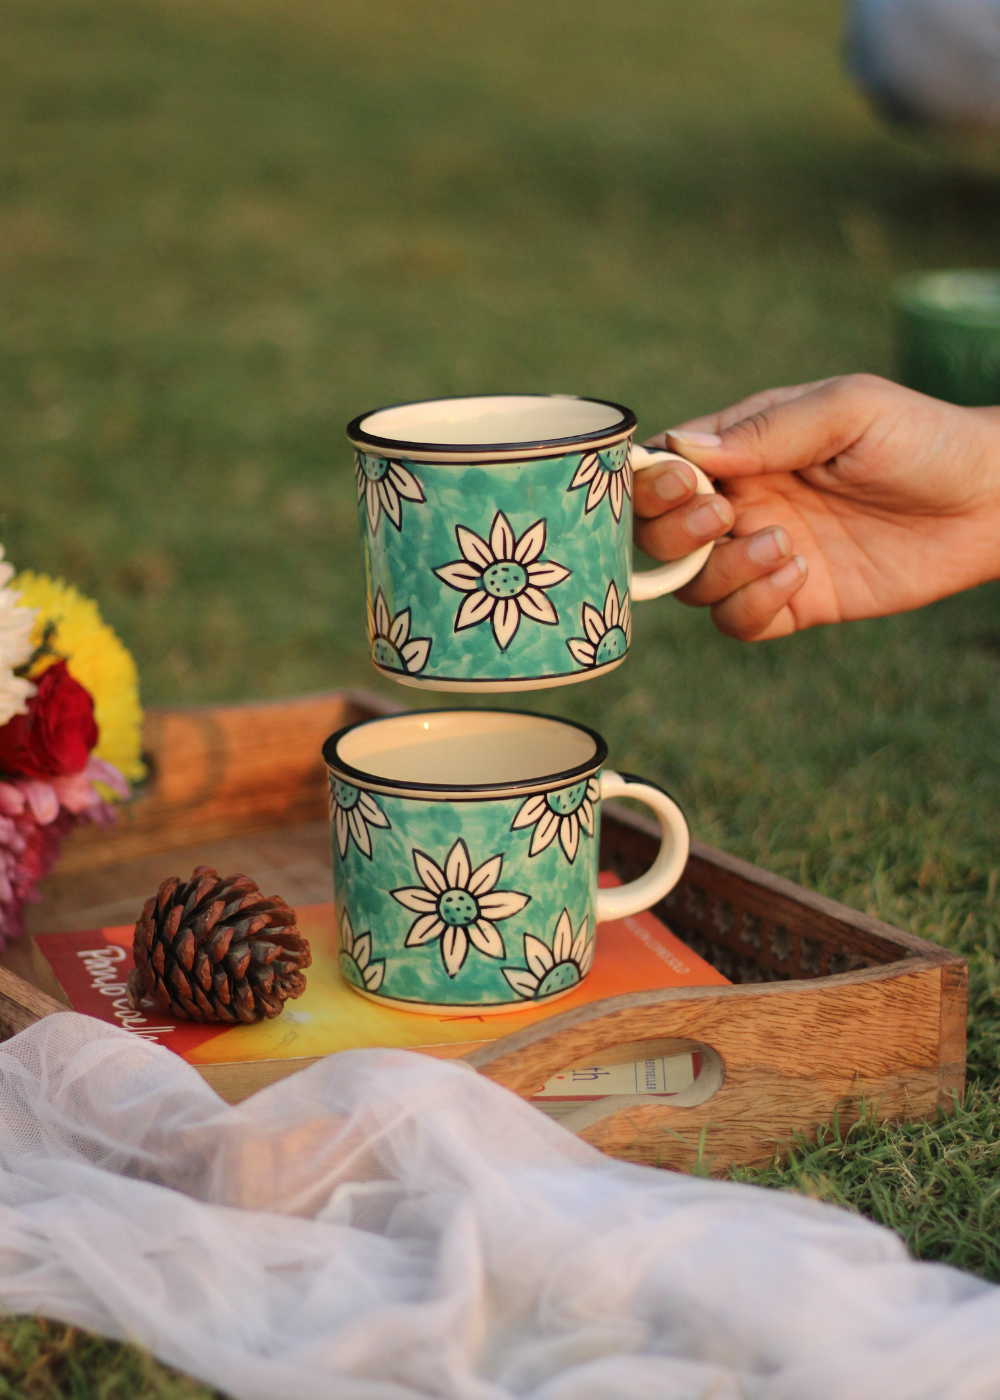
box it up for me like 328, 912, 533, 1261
347, 395, 637, 457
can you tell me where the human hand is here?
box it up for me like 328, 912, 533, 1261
634, 374, 1000, 639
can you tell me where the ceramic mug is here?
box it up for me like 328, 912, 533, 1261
324, 708, 689, 1013
346, 395, 716, 691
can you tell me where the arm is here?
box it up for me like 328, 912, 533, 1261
634, 374, 1000, 640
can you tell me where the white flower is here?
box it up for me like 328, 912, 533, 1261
338, 910, 385, 993
567, 581, 631, 670
367, 588, 431, 676
355, 451, 425, 533
392, 837, 530, 977
567, 441, 632, 521
434, 511, 570, 651
0, 547, 37, 727
502, 910, 594, 1000
511, 776, 600, 863
330, 778, 390, 859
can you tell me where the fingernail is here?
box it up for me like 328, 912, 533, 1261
770, 555, 807, 589
653, 464, 696, 501
685, 497, 733, 537
747, 528, 790, 566
667, 428, 723, 448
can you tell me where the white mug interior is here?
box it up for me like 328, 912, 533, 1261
331, 710, 603, 790
352, 394, 633, 453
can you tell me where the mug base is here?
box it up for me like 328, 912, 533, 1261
343, 979, 582, 1015
371, 656, 625, 693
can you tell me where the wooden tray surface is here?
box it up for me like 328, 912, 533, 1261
0, 690, 967, 1174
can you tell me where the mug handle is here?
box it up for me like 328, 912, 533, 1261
630, 443, 718, 602
595, 770, 690, 923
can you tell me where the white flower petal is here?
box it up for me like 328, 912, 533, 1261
445, 838, 471, 890
552, 909, 574, 963
517, 587, 558, 626
558, 815, 580, 863
604, 581, 620, 629
569, 453, 600, 488
435, 560, 482, 592
623, 460, 633, 499
571, 919, 589, 965
374, 588, 391, 637
585, 471, 610, 513
352, 932, 372, 970
442, 925, 469, 977
513, 519, 546, 564
364, 961, 385, 991
366, 478, 381, 532
524, 934, 554, 977
456, 590, 496, 631
355, 457, 366, 502
578, 800, 595, 837
609, 471, 624, 521
456, 525, 494, 569
387, 461, 425, 501
490, 511, 515, 561
529, 808, 560, 855
347, 808, 372, 857
502, 968, 538, 998
413, 850, 448, 893
406, 914, 446, 946
339, 911, 354, 953
378, 480, 402, 529
401, 637, 431, 674
358, 791, 389, 826
582, 603, 606, 645
479, 889, 530, 920
512, 794, 547, 829
335, 807, 349, 858
492, 597, 521, 650
620, 593, 632, 634
393, 886, 440, 913
526, 559, 571, 588
469, 919, 505, 959
568, 638, 596, 666
580, 938, 595, 975
389, 608, 410, 646
468, 853, 502, 896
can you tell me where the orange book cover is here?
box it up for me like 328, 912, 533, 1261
32, 875, 729, 1078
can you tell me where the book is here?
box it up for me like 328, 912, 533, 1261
31, 875, 729, 1105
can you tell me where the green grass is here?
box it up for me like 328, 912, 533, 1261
1, 0, 999, 1392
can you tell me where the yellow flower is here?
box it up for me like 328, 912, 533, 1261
13, 572, 145, 786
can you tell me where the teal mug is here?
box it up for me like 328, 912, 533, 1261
324, 708, 689, 1013
347, 395, 717, 691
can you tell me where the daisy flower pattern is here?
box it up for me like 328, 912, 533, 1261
392, 838, 530, 978
338, 910, 385, 994
567, 581, 631, 671
511, 776, 600, 863
503, 910, 594, 1001
355, 450, 425, 534
330, 777, 390, 860
434, 512, 571, 652
567, 440, 632, 521
367, 587, 431, 676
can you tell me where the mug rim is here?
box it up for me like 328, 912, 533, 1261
347, 393, 637, 460
323, 707, 609, 798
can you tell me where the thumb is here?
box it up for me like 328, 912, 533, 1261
656, 376, 884, 480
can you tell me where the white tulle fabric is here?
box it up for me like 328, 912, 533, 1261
0, 1014, 998, 1400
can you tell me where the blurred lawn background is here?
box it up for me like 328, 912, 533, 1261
1, 0, 1000, 1391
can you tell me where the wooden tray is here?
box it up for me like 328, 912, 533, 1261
0, 690, 967, 1174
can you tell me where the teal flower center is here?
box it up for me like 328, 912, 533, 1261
537, 961, 582, 997
482, 561, 527, 599
334, 779, 359, 810
372, 636, 404, 671
595, 626, 628, 666
546, 781, 588, 816
360, 454, 390, 482
603, 442, 629, 472
437, 888, 479, 927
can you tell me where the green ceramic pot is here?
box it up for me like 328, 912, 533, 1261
346, 395, 717, 692
895, 271, 1000, 407
324, 709, 689, 1013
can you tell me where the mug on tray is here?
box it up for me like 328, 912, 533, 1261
347, 394, 716, 691
324, 708, 689, 1013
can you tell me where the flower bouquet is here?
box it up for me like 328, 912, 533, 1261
0, 549, 143, 946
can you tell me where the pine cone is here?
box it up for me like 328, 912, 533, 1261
127, 865, 312, 1023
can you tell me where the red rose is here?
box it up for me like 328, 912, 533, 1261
0, 661, 99, 778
